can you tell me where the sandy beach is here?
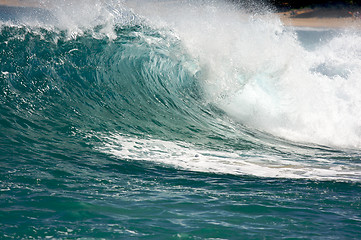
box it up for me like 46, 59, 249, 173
278, 7, 361, 28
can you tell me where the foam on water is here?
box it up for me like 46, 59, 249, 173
11, 0, 360, 149
98, 133, 361, 181
3, 0, 360, 180
123, 0, 361, 149
2, 2, 361, 239
90, 0, 361, 180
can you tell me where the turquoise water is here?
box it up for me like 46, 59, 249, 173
1, 1, 361, 239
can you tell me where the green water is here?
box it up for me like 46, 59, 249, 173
2, 155, 360, 239
1, 1, 361, 239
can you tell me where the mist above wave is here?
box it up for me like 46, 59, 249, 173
2, 0, 361, 149
124, 0, 361, 149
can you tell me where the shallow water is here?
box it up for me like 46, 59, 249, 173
1, 0, 360, 239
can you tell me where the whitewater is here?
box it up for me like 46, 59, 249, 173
1, 0, 360, 239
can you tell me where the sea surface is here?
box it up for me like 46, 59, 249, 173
1, 0, 361, 239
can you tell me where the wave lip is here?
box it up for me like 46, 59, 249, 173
1, 0, 361, 181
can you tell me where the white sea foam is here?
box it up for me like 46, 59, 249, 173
23, 0, 360, 175
123, 0, 361, 149
5, 0, 140, 39
98, 133, 361, 181
77, 0, 361, 180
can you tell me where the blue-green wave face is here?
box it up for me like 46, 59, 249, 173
0, 24, 202, 136
1, 1, 361, 239
0, 22, 233, 151
1, 0, 361, 181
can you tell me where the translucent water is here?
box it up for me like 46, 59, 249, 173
1, 1, 360, 239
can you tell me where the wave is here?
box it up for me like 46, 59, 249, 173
1, 0, 361, 181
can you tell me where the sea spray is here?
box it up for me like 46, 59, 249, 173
1, 1, 361, 239
124, 0, 361, 148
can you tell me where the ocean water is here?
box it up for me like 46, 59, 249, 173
1, 0, 361, 239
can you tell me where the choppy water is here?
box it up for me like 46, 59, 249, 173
1, 0, 360, 239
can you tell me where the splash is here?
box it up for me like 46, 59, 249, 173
1, 0, 361, 182
124, 0, 361, 148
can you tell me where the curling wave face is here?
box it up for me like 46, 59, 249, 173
1, 0, 361, 181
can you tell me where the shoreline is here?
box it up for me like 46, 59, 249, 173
0, 1, 361, 29
277, 7, 361, 29
280, 16, 361, 29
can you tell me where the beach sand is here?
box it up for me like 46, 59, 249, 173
278, 7, 361, 29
